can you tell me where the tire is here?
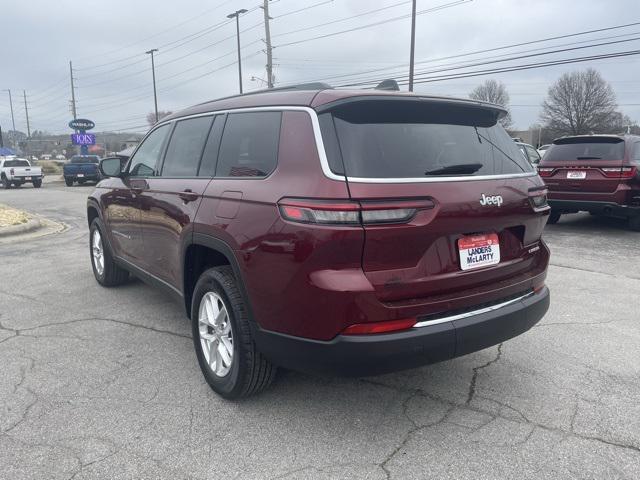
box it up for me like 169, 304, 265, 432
191, 266, 276, 399
547, 211, 561, 224
65, 177, 73, 187
89, 218, 129, 287
33, 179, 42, 188
629, 216, 640, 232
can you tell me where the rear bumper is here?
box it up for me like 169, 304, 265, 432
253, 286, 550, 376
65, 174, 100, 180
548, 199, 640, 218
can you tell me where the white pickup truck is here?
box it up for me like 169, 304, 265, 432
0, 157, 43, 189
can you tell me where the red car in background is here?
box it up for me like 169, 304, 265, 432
538, 135, 640, 230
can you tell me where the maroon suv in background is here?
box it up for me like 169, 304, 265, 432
538, 134, 640, 230
87, 86, 550, 398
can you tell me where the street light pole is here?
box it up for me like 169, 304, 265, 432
227, 8, 248, 94
146, 48, 159, 122
3, 89, 16, 131
408, 0, 417, 92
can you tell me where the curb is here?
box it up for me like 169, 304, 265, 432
0, 217, 42, 238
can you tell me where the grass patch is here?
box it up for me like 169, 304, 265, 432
37, 160, 62, 175
0, 204, 30, 227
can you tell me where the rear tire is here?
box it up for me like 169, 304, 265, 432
629, 216, 640, 232
191, 266, 276, 399
33, 179, 42, 188
547, 211, 561, 224
89, 218, 129, 286
65, 177, 73, 187
2, 177, 11, 189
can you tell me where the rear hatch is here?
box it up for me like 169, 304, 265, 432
4, 159, 36, 178
64, 156, 99, 176
538, 136, 629, 194
317, 98, 548, 306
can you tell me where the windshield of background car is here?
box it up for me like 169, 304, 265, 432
319, 100, 533, 178
5, 159, 30, 167
545, 138, 625, 161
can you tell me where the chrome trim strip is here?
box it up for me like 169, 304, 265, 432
151, 105, 538, 184
413, 291, 535, 328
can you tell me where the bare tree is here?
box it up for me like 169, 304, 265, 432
469, 79, 513, 129
541, 69, 619, 136
146, 111, 173, 126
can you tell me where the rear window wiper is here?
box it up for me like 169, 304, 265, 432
425, 163, 483, 176
576, 156, 602, 160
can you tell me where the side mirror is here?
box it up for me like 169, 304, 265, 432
100, 157, 123, 177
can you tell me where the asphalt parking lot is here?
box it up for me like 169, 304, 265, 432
1, 183, 638, 480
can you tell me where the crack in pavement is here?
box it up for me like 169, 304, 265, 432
466, 343, 503, 405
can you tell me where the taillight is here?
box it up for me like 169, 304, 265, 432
528, 187, 549, 212
537, 167, 554, 177
9, 168, 14, 175
342, 318, 417, 335
278, 198, 435, 225
601, 167, 636, 178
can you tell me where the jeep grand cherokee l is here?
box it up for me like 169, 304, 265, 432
87, 86, 551, 398
538, 134, 640, 230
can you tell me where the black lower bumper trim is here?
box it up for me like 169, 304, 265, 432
252, 287, 550, 377
549, 199, 640, 218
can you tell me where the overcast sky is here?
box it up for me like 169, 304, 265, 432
2, 0, 639, 134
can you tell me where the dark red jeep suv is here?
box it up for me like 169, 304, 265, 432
87, 85, 550, 398
537, 134, 640, 229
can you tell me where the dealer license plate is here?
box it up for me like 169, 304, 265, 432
567, 171, 586, 179
458, 233, 500, 271
25, 176, 31, 180
77, 173, 84, 178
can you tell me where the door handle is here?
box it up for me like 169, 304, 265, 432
179, 189, 199, 203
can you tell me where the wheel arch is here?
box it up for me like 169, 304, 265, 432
183, 234, 254, 321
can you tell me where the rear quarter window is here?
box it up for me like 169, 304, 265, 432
319, 100, 532, 179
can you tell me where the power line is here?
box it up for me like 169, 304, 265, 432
274, 0, 472, 48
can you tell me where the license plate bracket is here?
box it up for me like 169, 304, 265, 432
458, 233, 500, 271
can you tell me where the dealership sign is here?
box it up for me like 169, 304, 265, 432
68, 118, 95, 130
71, 133, 96, 145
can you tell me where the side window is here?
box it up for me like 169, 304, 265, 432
216, 111, 281, 178
198, 115, 226, 177
633, 142, 640, 162
525, 145, 541, 163
128, 124, 171, 177
161, 116, 213, 177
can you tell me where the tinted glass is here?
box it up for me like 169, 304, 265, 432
71, 155, 99, 164
5, 159, 30, 167
325, 102, 531, 178
525, 145, 541, 162
129, 124, 170, 177
545, 139, 625, 162
198, 115, 225, 177
632, 143, 640, 162
162, 116, 213, 177
216, 112, 281, 177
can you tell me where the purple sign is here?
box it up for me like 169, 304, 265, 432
71, 133, 96, 145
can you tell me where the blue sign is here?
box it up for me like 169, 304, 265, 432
71, 133, 96, 145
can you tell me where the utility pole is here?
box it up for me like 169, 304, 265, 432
261, 0, 274, 88
408, 0, 417, 92
2, 89, 16, 131
69, 61, 77, 119
227, 8, 248, 94
145, 49, 159, 122
23, 91, 31, 138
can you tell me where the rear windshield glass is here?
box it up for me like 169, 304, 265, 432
319, 100, 532, 178
71, 156, 99, 163
545, 139, 625, 162
4, 159, 29, 167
